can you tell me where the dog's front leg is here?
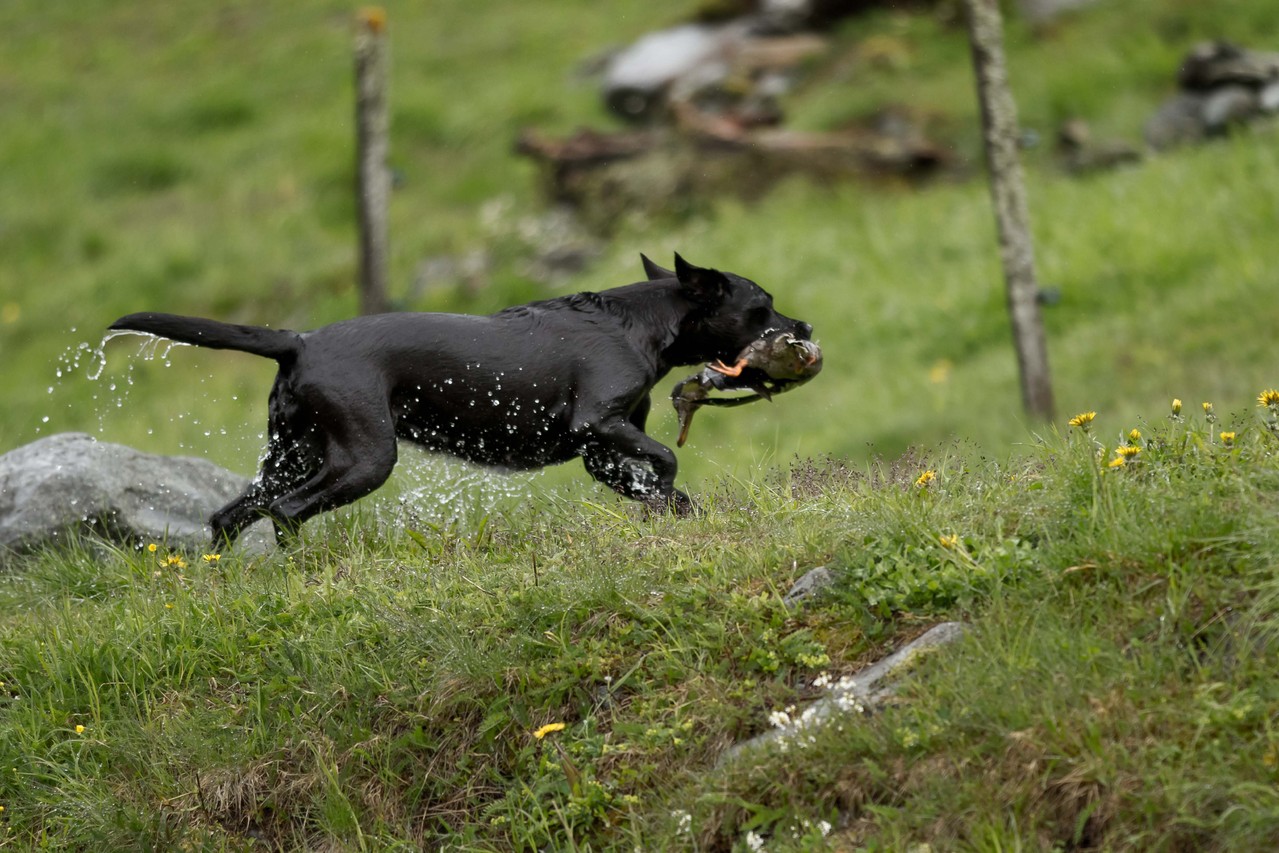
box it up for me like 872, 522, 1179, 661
581, 420, 696, 515
628, 393, 652, 432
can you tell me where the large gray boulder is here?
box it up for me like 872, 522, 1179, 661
0, 433, 269, 559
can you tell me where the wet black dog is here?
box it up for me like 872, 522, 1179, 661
111, 254, 812, 547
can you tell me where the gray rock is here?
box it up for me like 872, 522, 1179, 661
0, 433, 271, 560
1145, 42, 1279, 151
783, 565, 835, 608
726, 621, 969, 761
1261, 81, 1279, 112
1144, 92, 1208, 150
1201, 84, 1260, 131
603, 24, 731, 122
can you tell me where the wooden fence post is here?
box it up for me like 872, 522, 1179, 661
963, 0, 1055, 422
355, 7, 391, 315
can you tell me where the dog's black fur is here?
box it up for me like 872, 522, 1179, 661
111, 254, 812, 547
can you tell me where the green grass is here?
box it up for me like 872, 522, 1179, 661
2, 399, 1279, 849
3, 0, 1279, 847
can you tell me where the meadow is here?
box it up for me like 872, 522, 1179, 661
2, 0, 1279, 848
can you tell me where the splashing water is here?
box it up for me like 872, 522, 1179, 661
86, 329, 192, 381
40, 329, 247, 451
383, 447, 550, 530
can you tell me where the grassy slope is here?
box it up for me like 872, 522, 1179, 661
3, 402, 1279, 850
2, 0, 1279, 848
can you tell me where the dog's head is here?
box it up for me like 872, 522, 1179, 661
648, 253, 814, 367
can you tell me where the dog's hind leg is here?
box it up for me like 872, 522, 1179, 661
267, 439, 398, 532
211, 484, 270, 549
264, 401, 399, 534
210, 424, 323, 548
581, 419, 695, 515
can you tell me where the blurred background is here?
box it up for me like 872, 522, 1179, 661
1, 0, 1276, 500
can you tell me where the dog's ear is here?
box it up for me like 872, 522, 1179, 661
674, 253, 728, 303
640, 253, 675, 281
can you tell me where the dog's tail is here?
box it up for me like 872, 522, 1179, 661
110, 312, 301, 362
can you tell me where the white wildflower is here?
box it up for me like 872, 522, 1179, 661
767, 707, 794, 728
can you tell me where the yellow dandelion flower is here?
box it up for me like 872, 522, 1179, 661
1107, 457, 1126, 468
163, 555, 187, 569
1220, 431, 1236, 445
939, 534, 960, 549
359, 6, 388, 33
1171, 398, 1182, 415
533, 722, 566, 740
164, 603, 174, 609
147, 543, 158, 553
74, 725, 85, 735
915, 470, 936, 488
202, 553, 221, 564
1202, 402, 1213, 414
1116, 445, 1141, 458
1257, 389, 1279, 408
1128, 428, 1141, 442
1068, 411, 1097, 429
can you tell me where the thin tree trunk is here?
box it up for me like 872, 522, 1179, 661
354, 7, 391, 315
964, 0, 1054, 422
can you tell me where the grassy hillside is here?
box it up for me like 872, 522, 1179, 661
3, 0, 1279, 848
3, 396, 1279, 849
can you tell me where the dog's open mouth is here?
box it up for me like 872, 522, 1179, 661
670, 332, 822, 446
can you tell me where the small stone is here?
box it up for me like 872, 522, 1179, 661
783, 565, 835, 608
724, 621, 970, 762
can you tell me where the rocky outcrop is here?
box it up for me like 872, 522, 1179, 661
1145, 42, 1279, 149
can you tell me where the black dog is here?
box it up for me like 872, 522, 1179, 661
110, 254, 812, 547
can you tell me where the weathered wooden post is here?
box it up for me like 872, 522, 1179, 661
354, 6, 391, 315
963, 0, 1054, 422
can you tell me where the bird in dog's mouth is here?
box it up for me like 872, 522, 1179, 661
670, 331, 823, 447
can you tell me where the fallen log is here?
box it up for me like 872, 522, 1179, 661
516, 109, 950, 232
